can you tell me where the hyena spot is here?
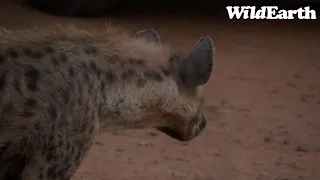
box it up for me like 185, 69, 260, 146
83, 73, 90, 82
84, 46, 98, 55
115, 110, 121, 116
136, 78, 147, 87
0, 141, 12, 155
49, 106, 57, 119
144, 71, 163, 82
96, 68, 102, 78
98, 104, 103, 115
25, 67, 40, 91
0, 53, 5, 64
122, 69, 135, 80
46, 164, 58, 179
105, 71, 115, 82
60, 53, 68, 63
44, 46, 55, 53
34, 123, 41, 130
68, 67, 75, 77
45, 151, 56, 162
2, 103, 13, 115
89, 62, 98, 73
24, 99, 37, 107
0, 71, 7, 90
106, 56, 116, 64
136, 60, 144, 65
14, 79, 22, 95
62, 88, 71, 104
24, 48, 43, 59
51, 56, 59, 66
7, 48, 19, 58
23, 48, 32, 56
162, 69, 171, 76
100, 81, 106, 91
76, 98, 82, 106
116, 98, 124, 105
66, 142, 71, 150
80, 62, 88, 71
20, 109, 35, 118
31, 51, 44, 59
128, 58, 144, 65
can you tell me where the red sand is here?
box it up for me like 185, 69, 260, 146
1, 1, 319, 179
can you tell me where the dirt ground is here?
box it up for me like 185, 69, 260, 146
1, 1, 320, 180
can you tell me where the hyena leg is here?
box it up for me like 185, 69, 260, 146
19, 133, 90, 180
19, 149, 74, 180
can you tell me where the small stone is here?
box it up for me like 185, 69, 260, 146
264, 136, 272, 143
148, 132, 158, 136
137, 141, 153, 147
282, 140, 290, 145
294, 146, 309, 153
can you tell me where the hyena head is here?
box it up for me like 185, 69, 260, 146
133, 29, 215, 142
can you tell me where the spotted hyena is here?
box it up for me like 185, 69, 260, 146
0, 25, 215, 179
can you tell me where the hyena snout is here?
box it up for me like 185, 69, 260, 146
156, 113, 207, 142
198, 113, 207, 133
185, 113, 207, 141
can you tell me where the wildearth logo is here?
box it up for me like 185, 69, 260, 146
226, 6, 317, 20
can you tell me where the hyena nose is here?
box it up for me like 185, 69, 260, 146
199, 113, 206, 131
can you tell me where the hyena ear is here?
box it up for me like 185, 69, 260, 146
134, 29, 161, 44
179, 37, 215, 87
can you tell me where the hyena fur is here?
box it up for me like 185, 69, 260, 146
0, 25, 215, 180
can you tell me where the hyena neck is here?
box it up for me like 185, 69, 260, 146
95, 65, 179, 131
72, 33, 179, 131
97, 83, 175, 131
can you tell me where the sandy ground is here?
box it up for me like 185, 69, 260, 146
0, 1, 320, 180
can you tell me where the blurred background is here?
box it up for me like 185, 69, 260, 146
0, 0, 319, 180
16, 0, 320, 17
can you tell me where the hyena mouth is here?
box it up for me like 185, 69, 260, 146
197, 113, 207, 132
156, 113, 207, 142
185, 113, 207, 140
